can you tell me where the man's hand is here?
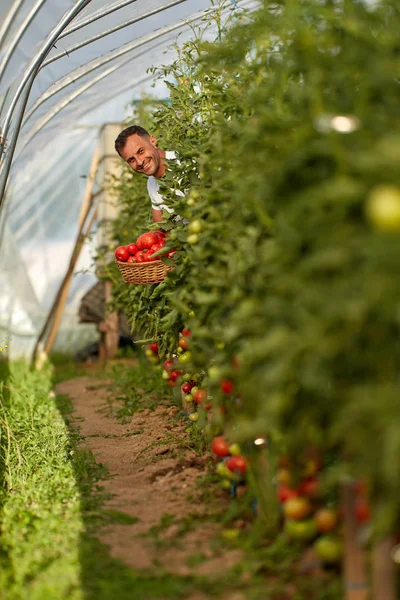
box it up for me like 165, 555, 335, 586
152, 208, 163, 223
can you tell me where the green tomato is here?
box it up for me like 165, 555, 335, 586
228, 443, 241, 456
366, 185, 400, 231
162, 370, 171, 380
208, 365, 222, 382
220, 479, 232, 490
188, 412, 198, 422
284, 519, 317, 542
216, 462, 240, 482
187, 233, 199, 245
188, 310, 196, 318
314, 536, 343, 564
187, 198, 196, 207
178, 351, 192, 364
221, 529, 239, 541
182, 373, 192, 382
191, 386, 199, 395
185, 394, 194, 403
188, 219, 202, 234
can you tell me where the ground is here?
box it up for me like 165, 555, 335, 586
54, 358, 341, 600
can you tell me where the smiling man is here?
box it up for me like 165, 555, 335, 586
114, 125, 177, 223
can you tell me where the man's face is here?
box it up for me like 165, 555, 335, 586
119, 133, 162, 177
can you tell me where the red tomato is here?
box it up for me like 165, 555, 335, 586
211, 436, 231, 457
167, 380, 175, 387
182, 328, 191, 337
193, 389, 208, 404
181, 382, 193, 394
135, 251, 145, 263
277, 486, 299, 503
149, 243, 164, 258
205, 402, 213, 411
220, 379, 234, 395
136, 232, 158, 250
163, 359, 175, 372
127, 255, 136, 263
169, 369, 182, 382
298, 477, 320, 498
127, 243, 138, 255
355, 501, 370, 524
149, 343, 158, 353
154, 230, 166, 241
167, 250, 176, 258
115, 246, 129, 262
226, 456, 247, 475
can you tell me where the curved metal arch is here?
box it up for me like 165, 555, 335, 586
24, 17, 191, 127
0, 0, 25, 48
0, 0, 49, 88
41, 0, 189, 69
58, 0, 139, 40
0, 0, 93, 211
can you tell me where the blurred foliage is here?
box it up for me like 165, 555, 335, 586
106, 0, 400, 539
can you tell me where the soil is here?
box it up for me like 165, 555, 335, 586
56, 363, 246, 597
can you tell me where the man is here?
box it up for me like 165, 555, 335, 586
114, 125, 178, 223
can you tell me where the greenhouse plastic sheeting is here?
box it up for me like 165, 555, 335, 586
0, 0, 256, 359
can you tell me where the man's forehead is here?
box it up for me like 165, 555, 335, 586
126, 134, 149, 152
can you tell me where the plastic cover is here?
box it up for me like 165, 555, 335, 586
0, 0, 255, 358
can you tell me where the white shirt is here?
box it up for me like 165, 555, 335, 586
147, 151, 184, 214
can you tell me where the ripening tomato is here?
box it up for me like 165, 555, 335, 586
127, 243, 138, 255
179, 337, 189, 351
315, 508, 338, 533
283, 497, 311, 521
115, 246, 129, 262
136, 232, 159, 250
226, 456, 247, 475
220, 379, 234, 395
149, 342, 158, 353
277, 469, 292, 487
193, 389, 208, 404
211, 436, 231, 457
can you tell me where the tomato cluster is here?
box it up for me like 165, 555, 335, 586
276, 456, 343, 563
145, 342, 160, 365
115, 230, 176, 263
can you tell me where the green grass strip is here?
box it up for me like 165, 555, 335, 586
0, 361, 84, 600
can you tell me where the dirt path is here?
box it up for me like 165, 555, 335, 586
56, 371, 244, 589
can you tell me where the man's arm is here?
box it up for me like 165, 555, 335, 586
152, 208, 163, 223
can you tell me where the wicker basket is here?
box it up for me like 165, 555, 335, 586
115, 259, 173, 284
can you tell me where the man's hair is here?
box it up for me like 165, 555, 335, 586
114, 125, 149, 157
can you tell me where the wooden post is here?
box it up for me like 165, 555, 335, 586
341, 482, 370, 600
372, 537, 396, 600
31, 146, 101, 366
97, 280, 119, 360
